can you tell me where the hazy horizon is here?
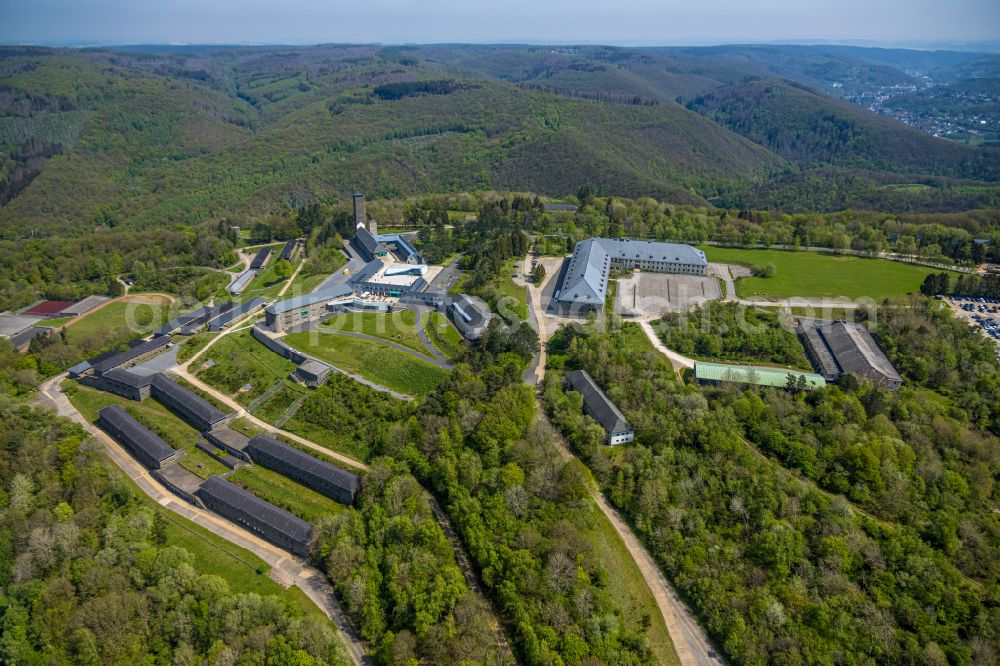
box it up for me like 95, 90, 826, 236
3, 0, 998, 51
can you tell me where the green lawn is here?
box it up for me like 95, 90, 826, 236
230, 464, 348, 523
36, 315, 74, 328
321, 309, 426, 353
283, 331, 449, 397
424, 311, 465, 360
239, 259, 291, 302
699, 246, 960, 300
195, 329, 299, 405
175, 331, 217, 363
287, 269, 329, 295
497, 259, 528, 320
288, 249, 348, 295
64, 295, 171, 344
64, 382, 229, 478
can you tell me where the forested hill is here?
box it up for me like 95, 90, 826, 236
1, 43, 999, 234
684, 78, 998, 179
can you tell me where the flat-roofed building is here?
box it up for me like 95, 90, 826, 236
246, 434, 360, 505
694, 361, 826, 390
798, 319, 902, 391
291, 359, 332, 387
555, 238, 707, 315
151, 373, 229, 431
97, 404, 179, 470
564, 369, 634, 445
264, 283, 354, 332
196, 476, 313, 556
349, 259, 428, 297
447, 293, 491, 340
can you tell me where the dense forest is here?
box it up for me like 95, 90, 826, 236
2, 43, 999, 240
655, 302, 811, 368
313, 458, 507, 664
542, 305, 1000, 665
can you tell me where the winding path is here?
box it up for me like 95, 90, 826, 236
36, 373, 371, 666
519, 255, 723, 665
638, 320, 694, 371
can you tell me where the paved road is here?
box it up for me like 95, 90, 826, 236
410, 307, 451, 365
36, 374, 371, 666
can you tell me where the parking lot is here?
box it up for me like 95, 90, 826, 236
945, 295, 1000, 350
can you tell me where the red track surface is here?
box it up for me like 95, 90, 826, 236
23, 300, 75, 316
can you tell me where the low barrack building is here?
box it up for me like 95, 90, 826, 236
245, 434, 361, 505
564, 369, 634, 445
78, 368, 154, 400
694, 361, 826, 390
798, 319, 902, 391
97, 404, 179, 470
74, 337, 171, 378
196, 476, 313, 557
151, 373, 229, 431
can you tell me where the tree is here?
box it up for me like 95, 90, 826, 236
531, 263, 546, 284
273, 259, 293, 280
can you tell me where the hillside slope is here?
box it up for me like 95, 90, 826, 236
0, 47, 784, 235
685, 78, 1000, 179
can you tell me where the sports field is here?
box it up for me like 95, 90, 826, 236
283, 331, 449, 397
700, 247, 960, 300
64, 294, 172, 343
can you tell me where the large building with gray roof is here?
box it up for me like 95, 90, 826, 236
245, 434, 360, 505
264, 283, 354, 332
151, 373, 229, 431
448, 293, 491, 340
555, 238, 707, 314
97, 404, 179, 470
564, 369, 634, 444
798, 319, 902, 391
196, 476, 313, 556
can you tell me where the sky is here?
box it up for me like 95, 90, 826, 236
2, 0, 999, 48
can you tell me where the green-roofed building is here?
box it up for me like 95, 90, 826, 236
694, 361, 826, 390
